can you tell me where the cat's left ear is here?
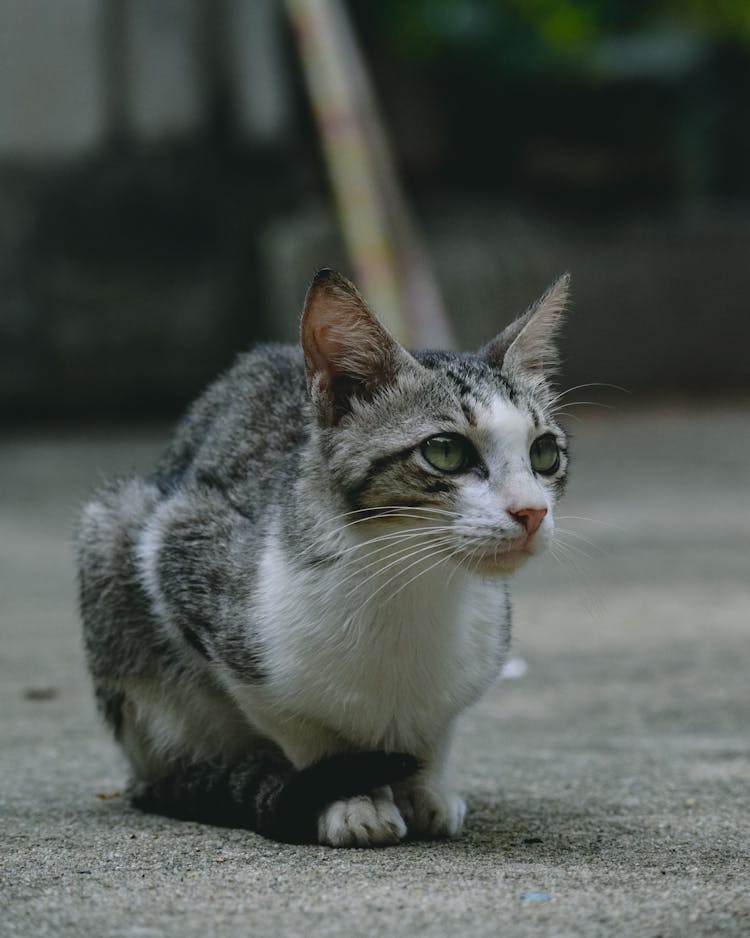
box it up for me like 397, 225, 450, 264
480, 273, 570, 375
301, 268, 415, 425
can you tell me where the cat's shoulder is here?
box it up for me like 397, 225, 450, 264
154, 342, 308, 494
219, 341, 306, 396
210, 341, 308, 426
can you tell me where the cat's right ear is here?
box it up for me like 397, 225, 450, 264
301, 269, 412, 426
479, 273, 570, 376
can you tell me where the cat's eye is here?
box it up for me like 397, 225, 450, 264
530, 434, 560, 475
421, 434, 476, 473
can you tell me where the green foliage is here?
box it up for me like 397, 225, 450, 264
364, 0, 750, 76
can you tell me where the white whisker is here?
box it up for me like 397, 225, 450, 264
552, 535, 593, 562
339, 535, 454, 590
358, 539, 459, 608
551, 410, 583, 423
373, 543, 462, 608
344, 537, 455, 601
321, 510, 458, 536
549, 542, 607, 619
555, 527, 602, 553
465, 541, 484, 576
325, 525, 456, 564
549, 400, 613, 415
301, 510, 458, 556
546, 382, 631, 408
310, 504, 460, 531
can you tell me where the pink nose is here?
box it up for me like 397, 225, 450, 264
509, 507, 547, 536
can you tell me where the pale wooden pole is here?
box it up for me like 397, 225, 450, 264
284, 0, 454, 348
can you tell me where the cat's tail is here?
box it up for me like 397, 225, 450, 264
130, 749, 419, 844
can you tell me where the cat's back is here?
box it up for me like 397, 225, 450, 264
154, 343, 309, 512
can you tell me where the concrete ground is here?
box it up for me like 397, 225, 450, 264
2, 406, 749, 937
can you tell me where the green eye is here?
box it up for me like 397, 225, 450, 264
421, 434, 476, 473
530, 434, 560, 475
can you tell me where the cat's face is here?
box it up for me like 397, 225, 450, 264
301, 269, 569, 574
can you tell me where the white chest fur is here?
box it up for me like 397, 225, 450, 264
241, 533, 510, 754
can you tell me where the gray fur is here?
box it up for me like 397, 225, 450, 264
77, 269, 570, 845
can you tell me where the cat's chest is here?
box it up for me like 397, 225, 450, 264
252, 541, 510, 748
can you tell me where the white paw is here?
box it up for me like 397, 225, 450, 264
395, 784, 466, 839
317, 786, 407, 848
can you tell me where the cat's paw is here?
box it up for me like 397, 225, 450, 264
317, 786, 407, 848
395, 784, 466, 839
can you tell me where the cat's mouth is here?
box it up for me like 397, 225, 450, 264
454, 541, 535, 574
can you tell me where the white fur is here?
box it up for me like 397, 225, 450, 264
120, 678, 253, 776
394, 782, 466, 838
318, 786, 406, 847
222, 546, 491, 843
135, 513, 172, 629
455, 395, 555, 561
234, 537, 506, 751
212, 395, 560, 843
133, 395, 559, 845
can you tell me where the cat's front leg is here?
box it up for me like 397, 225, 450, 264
393, 779, 466, 839
245, 709, 408, 848
392, 731, 466, 840
317, 785, 407, 847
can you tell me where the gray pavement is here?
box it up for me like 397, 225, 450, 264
2, 406, 749, 937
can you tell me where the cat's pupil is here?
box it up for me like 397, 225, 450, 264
421, 434, 473, 473
530, 434, 560, 475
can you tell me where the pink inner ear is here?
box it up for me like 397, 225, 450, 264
305, 312, 379, 385
302, 273, 402, 385
302, 317, 336, 379
301, 271, 409, 424
502, 273, 569, 375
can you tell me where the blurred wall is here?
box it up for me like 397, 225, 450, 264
0, 0, 292, 156
0, 0, 300, 418
1, 0, 749, 420
0, 0, 105, 157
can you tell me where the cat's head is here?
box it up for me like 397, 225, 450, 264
301, 269, 569, 574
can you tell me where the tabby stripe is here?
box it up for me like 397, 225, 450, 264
180, 621, 211, 659
445, 368, 473, 400
460, 400, 477, 427
499, 373, 518, 404
444, 369, 479, 426
345, 446, 416, 506
224, 646, 268, 684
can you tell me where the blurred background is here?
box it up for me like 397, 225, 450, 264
3, 11, 749, 923
1, 0, 749, 421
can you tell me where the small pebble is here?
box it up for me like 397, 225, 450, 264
23, 687, 59, 701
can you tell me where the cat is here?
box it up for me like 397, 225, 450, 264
77, 268, 570, 847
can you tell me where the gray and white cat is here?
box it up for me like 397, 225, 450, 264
77, 268, 570, 847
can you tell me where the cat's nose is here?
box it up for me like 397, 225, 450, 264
508, 506, 547, 536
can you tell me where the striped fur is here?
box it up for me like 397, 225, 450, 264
77, 269, 570, 846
